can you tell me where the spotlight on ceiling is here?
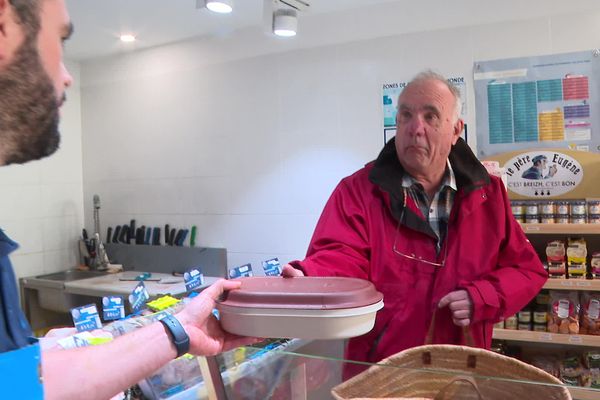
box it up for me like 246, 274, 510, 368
273, 8, 297, 37
203, 0, 233, 14
119, 34, 136, 43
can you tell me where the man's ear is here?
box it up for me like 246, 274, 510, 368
451, 118, 464, 145
0, 0, 23, 66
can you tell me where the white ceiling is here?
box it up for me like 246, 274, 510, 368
64, 0, 401, 60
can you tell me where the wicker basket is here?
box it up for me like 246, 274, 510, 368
331, 344, 571, 400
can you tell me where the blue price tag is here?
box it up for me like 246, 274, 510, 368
71, 304, 102, 332
262, 258, 281, 276
128, 281, 149, 312
102, 296, 125, 321
229, 263, 253, 279
184, 267, 204, 292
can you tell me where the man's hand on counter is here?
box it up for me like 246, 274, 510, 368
174, 279, 262, 356
282, 264, 305, 277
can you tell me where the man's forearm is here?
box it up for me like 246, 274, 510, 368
42, 321, 176, 400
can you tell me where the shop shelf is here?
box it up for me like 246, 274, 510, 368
518, 223, 600, 235
493, 328, 600, 347
543, 278, 600, 291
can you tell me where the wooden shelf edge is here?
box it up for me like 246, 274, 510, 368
519, 222, 600, 234
543, 278, 600, 291
568, 386, 600, 400
493, 328, 600, 347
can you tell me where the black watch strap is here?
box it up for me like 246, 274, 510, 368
159, 315, 190, 358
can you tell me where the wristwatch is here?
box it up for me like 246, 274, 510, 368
159, 315, 190, 358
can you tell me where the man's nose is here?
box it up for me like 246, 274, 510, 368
62, 62, 73, 88
408, 115, 426, 135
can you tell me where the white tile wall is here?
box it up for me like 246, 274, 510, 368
78, 9, 600, 271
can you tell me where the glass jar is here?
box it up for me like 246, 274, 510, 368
533, 306, 548, 324
570, 200, 587, 216
570, 215, 586, 224
540, 201, 555, 215
588, 214, 600, 224
511, 201, 524, 216
518, 308, 532, 323
555, 215, 569, 224
540, 214, 555, 224
525, 201, 539, 216
505, 315, 518, 330
533, 324, 547, 332
556, 200, 570, 216
518, 323, 532, 331
525, 215, 539, 224
588, 200, 600, 215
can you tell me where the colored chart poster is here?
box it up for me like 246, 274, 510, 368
382, 77, 467, 144
474, 50, 600, 157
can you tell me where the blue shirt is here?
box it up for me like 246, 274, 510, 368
0, 229, 33, 352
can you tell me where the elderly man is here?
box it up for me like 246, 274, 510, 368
284, 70, 547, 378
0, 1, 256, 399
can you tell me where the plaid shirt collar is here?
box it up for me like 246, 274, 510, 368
401, 160, 457, 246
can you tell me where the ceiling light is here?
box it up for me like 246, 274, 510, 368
273, 8, 297, 37
119, 34, 136, 43
204, 0, 233, 14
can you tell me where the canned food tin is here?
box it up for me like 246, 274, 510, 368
570, 200, 587, 216
540, 201, 555, 214
589, 214, 600, 224
540, 214, 555, 224
588, 200, 600, 215
556, 201, 570, 215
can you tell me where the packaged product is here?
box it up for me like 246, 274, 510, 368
560, 355, 583, 386
583, 351, 600, 370
546, 240, 566, 278
529, 355, 560, 378
592, 252, 600, 279
580, 292, 600, 335
582, 352, 600, 388
547, 291, 579, 334
504, 315, 518, 330
566, 237, 587, 279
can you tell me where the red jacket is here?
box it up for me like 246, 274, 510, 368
290, 138, 547, 378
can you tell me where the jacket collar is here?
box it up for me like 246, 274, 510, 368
368, 137, 490, 225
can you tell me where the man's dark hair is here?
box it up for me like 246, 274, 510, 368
8, 0, 41, 39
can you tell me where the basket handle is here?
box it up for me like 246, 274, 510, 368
425, 308, 475, 347
434, 375, 484, 400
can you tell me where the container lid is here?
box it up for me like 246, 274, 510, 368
218, 277, 383, 310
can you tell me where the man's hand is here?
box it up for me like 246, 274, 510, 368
175, 279, 261, 356
282, 264, 304, 277
438, 290, 473, 327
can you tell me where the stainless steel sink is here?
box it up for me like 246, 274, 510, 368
21, 270, 107, 312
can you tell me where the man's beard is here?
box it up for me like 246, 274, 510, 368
0, 35, 61, 165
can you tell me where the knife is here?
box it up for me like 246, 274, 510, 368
190, 225, 197, 247
152, 227, 161, 246
176, 229, 189, 246
173, 229, 183, 246
144, 227, 152, 245
106, 227, 113, 244
135, 227, 144, 245
129, 219, 136, 244
118, 225, 129, 243
169, 228, 177, 246
112, 225, 121, 243
164, 224, 170, 245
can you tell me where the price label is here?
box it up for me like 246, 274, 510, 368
262, 258, 282, 276
71, 304, 102, 332
539, 333, 553, 341
229, 263, 253, 279
102, 296, 125, 321
184, 267, 204, 292
569, 335, 583, 344
129, 281, 149, 312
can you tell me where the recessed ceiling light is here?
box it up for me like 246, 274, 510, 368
120, 34, 136, 43
205, 0, 233, 14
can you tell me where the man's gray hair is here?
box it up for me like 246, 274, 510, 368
403, 70, 462, 121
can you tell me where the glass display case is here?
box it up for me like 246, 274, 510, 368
139, 338, 600, 400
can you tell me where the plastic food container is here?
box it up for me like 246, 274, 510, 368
217, 277, 384, 339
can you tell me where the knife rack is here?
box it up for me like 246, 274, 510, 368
104, 243, 227, 277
